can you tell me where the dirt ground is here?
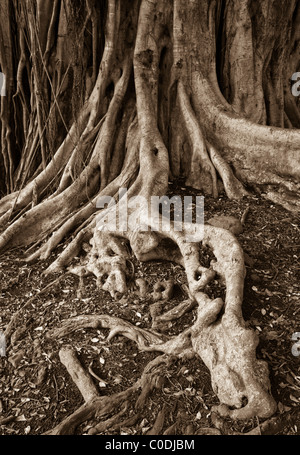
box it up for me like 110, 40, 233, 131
0, 180, 299, 435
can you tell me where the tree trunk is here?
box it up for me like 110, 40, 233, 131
1, 0, 299, 434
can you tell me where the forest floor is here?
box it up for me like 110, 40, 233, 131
0, 180, 299, 436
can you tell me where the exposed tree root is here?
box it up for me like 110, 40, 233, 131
41, 218, 277, 433
178, 81, 218, 197
146, 404, 167, 435
44, 354, 173, 435
235, 416, 284, 435
151, 298, 197, 332
59, 345, 99, 402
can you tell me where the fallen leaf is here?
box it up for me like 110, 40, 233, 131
290, 394, 299, 403
265, 331, 278, 340
15, 414, 26, 422
265, 288, 273, 296
286, 374, 295, 386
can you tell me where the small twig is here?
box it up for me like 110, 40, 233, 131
88, 360, 108, 384
241, 206, 250, 225
126, 259, 135, 278
53, 373, 59, 403
272, 266, 279, 281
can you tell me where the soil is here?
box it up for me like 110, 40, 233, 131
0, 180, 299, 435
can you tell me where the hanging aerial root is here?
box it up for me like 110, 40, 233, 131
0, 104, 90, 217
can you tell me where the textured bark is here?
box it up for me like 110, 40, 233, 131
0, 0, 299, 434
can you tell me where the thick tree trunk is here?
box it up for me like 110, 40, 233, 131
0, 0, 299, 434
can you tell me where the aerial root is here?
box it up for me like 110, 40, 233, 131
37, 212, 278, 433
4, 214, 277, 427
135, 278, 148, 298
163, 224, 277, 419
6, 216, 275, 436
263, 189, 300, 213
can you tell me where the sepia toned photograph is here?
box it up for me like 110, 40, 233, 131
0, 0, 299, 444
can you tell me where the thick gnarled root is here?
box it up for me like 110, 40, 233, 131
151, 222, 277, 419
70, 231, 131, 299
44, 350, 174, 435
191, 293, 277, 420
46, 214, 277, 426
